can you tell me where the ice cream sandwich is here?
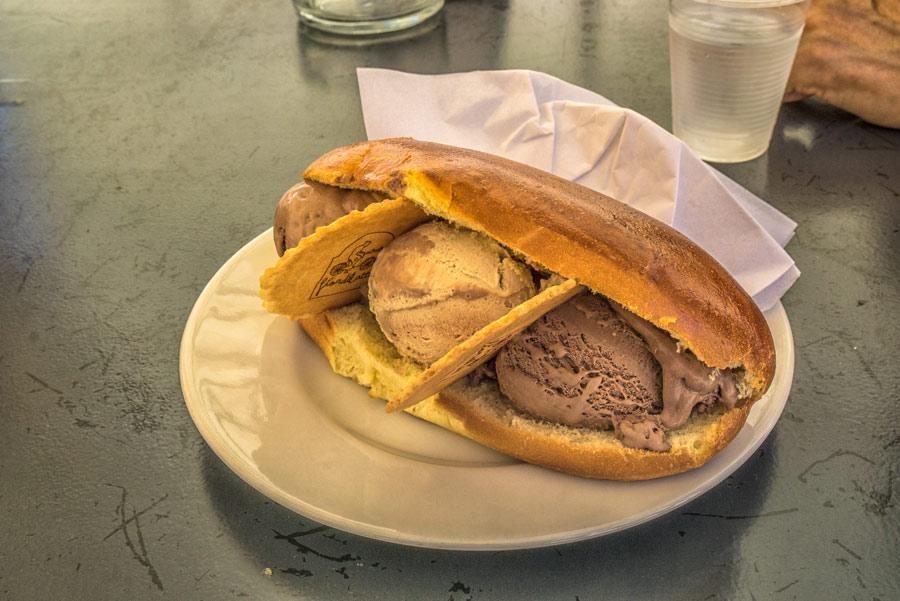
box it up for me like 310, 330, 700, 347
260, 138, 775, 480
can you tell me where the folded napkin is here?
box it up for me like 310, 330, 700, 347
357, 68, 799, 311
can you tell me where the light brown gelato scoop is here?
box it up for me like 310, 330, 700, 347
367, 221, 537, 365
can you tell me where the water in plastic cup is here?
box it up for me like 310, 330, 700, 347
669, 0, 810, 163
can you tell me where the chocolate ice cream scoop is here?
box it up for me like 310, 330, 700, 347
367, 221, 537, 365
274, 182, 386, 255
495, 293, 669, 451
496, 294, 742, 451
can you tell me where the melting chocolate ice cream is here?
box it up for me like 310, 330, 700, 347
495, 293, 740, 451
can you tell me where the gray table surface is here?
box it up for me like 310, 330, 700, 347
2, 1, 898, 599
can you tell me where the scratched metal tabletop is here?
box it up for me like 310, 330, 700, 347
2, 1, 898, 599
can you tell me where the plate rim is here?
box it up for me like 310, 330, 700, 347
179, 228, 795, 551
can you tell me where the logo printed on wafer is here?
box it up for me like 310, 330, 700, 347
311, 232, 395, 299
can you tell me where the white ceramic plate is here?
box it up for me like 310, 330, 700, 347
180, 229, 795, 550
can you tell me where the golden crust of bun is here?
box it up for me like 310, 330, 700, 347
304, 138, 775, 403
433, 385, 751, 480
298, 303, 753, 480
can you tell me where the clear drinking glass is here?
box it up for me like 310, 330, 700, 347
293, 0, 445, 35
669, 0, 810, 163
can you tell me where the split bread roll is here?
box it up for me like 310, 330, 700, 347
262, 138, 775, 480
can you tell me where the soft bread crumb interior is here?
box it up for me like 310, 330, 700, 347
325, 304, 423, 401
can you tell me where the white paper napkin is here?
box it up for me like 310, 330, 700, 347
357, 68, 799, 311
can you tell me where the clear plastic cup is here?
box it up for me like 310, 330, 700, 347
669, 0, 810, 163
